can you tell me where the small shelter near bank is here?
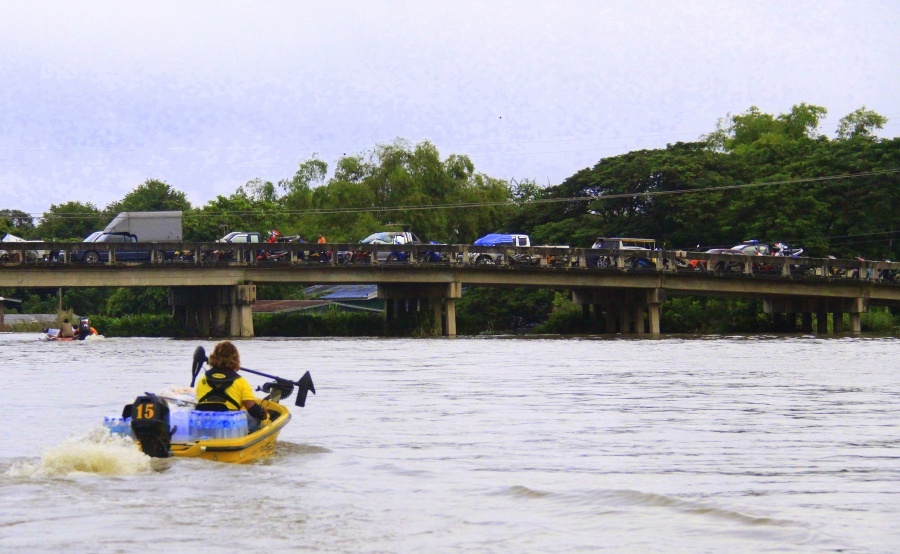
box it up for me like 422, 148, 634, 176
252, 285, 383, 316
0, 296, 22, 329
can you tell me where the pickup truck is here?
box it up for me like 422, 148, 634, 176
68, 231, 178, 263
200, 232, 263, 262
352, 231, 424, 263
470, 234, 530, 264
588, 237, 657, 269
469, 234, 570, 266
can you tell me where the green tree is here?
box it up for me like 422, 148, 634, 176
186, 193, 263, 242
836, 106, 888, 140
273, 139, 512, 244
507, 104, 897, 262
106, 179, 192, 213
0, 209, 35, 237
104, 287, 169, 317
35, 201, 104, 240
280, 156, 328, 210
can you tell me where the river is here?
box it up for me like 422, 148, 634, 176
0, 333, 897, 553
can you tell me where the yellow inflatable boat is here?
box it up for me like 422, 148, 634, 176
127, 346, 314, 464
167, 401, 292, 463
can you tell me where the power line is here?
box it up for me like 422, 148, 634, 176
18, 168, 899, 219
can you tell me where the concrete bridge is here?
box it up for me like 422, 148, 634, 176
1, 241, 898, 337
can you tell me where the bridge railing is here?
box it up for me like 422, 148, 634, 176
1, 241, 899, 283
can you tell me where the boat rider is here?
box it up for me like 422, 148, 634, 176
58, 318, 75, 339
195, 341, 270, 431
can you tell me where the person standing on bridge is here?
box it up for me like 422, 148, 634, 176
317, 233, 327, 262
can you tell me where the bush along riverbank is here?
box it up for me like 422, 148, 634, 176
89, 314, 183, 337
254, 308, 384, 337
12, 299, 895, 337
77, 310, 385, 338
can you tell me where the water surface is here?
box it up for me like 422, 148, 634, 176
0, 333, 897, 552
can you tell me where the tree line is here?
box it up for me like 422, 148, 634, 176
2, 104, 898, 334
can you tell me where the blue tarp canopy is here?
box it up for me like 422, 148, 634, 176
473, 234, 516, 247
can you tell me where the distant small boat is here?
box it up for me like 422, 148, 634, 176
41, 328, 102, 341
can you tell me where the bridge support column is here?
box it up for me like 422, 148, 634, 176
833, 312, 844, 333
379, 282, 461, 336
433, 301, 443, 335
816, 310, 828, 334
634, 305, 645, 334
446, 298, 457, 336
619, 309, 631, 334
850, 313, 861, 334
764, 297, 867, 336
647, 289, 662, 336
801, 313, 813, 333
604, 307, 616, 334
572, 288, 663, 335
169, 284, 256, 338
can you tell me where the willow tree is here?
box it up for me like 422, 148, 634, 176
280, 139, 512, 243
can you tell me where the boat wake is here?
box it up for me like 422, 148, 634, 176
269, 440, 330, 460
6, 427, 157, 478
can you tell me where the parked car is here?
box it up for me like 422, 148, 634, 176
588, 237, 657, 269
200, 231, 263, 262
685, 240, 805, 273
351, 231, 424, 263
1, 233, 49, 262
69, 231, 179, 263
470, 234, 531, 264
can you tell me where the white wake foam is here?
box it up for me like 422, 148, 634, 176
7, 427, 153, 478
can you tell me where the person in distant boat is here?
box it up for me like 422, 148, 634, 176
195, 341, 269, 431
58, 318, 75, 339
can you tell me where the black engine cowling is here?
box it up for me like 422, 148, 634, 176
128, 393, 172, 458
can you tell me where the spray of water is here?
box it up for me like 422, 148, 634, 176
7, 427, 153, 478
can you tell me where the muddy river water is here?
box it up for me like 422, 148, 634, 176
0, 333, 897, 552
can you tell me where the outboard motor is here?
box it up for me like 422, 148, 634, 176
128, 393, 172, 458
78, 319, 91, 340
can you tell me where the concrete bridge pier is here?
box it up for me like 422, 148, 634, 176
572, 288, 664, 336
379, 282, 462, 336
170, 284, 257, 338
833, 312, 845, 333
801, 313, 814, 333
763, 296, 866, 335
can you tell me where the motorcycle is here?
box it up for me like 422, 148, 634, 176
257, 235, 306, 262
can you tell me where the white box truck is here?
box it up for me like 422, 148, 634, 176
69, 211, 183, 263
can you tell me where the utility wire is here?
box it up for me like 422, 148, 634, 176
16, 169, 899, 219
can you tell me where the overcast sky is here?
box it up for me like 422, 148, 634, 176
1, 0, 897, 217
